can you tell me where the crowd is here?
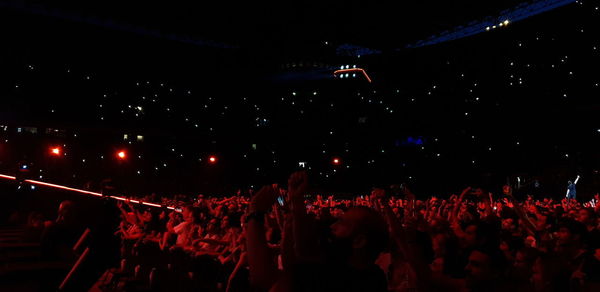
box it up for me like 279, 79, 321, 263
14, 172, 600, 292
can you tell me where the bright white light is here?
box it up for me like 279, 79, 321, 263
345, 73, 349, 77
503, 20, 509, 25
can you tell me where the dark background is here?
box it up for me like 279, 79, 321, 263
1, 1, 599, 200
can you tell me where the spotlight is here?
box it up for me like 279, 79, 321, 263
117, 150, 127, 160
50, 147, 62, 156
208, 155, 217, 164
332, 157, 342, 165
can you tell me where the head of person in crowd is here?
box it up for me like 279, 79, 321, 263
501, 216, 518, 233
141, 208, 154, 223
56, 200, 76, 224
577, 207, 597, 230
329, 206, 389, 266
531, 253, 570, 292
182, 205, 200, 224
464, 246, 508, 290
511, 246, 539, 283
556, 218, 587, 249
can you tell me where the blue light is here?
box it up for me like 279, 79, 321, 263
406, 0, 575, 48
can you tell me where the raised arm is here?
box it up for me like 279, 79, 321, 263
372, 188, 432, 291
246, 185, 280, 290
450, 187, 471, 224
288, 171, 320, 262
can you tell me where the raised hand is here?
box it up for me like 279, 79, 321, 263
288, 171, 308, 199
249, 185, 278, 213
459, 187, 471, 200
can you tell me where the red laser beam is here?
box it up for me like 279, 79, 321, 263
0, 174, 16, 180
0, 173, 176, 211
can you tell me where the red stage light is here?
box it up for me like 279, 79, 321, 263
332, 157, 341, 165
50, 147, 62, 156
117, 151, 127, 159
208, 155, 217, 164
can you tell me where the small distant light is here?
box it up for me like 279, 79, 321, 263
209, 155, 217, 164
117, 151, 127, 159
486, 26, 490, 31
31, 185, 36, 190
332, 157, 341, 165
503, 20, 509, 25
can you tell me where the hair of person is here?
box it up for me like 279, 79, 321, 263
558, 217, 587, 238
348, 206, 390, 261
